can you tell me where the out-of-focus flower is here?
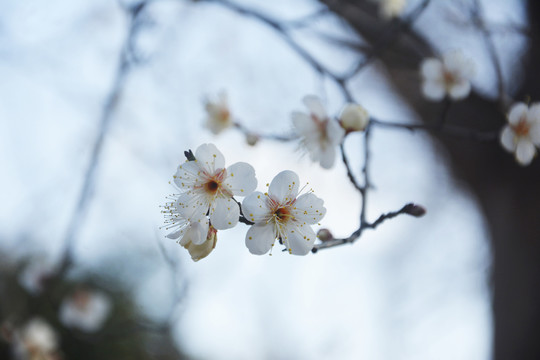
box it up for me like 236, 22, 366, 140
18, 260, 56, 295
420, 51, 475, 101
242, 170, 326, 255
14, 318, 58, 360
292, 95, 345, 169
500, 102, 540, 166
204, 92, 233, 135
339, 103, 370, 132
181, 224, 218, 261
373, 0, 407, 19
163, 143, 257, 241
59, 289, 111, 332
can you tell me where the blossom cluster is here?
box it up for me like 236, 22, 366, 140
162, 144, 327, 261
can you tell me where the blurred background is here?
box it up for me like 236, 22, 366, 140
1, 0, 537, 359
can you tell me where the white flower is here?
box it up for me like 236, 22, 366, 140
180, 223, 218, 262
339, 103, 370, 132
242, 170, 326, 255
420, 51, 475, 101
18, 260, 56, 295
204, 92, 233, 135
373, 0, 407, 19
292, 95, 345, 169
500, 102, 540, 166
59, 289, 111, 332
164, 143, 257, 240
14, 318, 58, 360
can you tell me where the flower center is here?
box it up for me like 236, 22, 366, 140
443, 70, 456, 87
275, 207, 292, 222
512, 118, 530, 137
219, 108, 230, 123
73, 290, 91, 311
205, 180, 219, 194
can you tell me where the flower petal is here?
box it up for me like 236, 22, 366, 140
500, 126, 516, 152
268, 170, 299, 204
529, 123, 540, 146
292, 111, 318, 136
242, 191, 272, 223
448, 80, 471, 100
283, 224, 316, 255
302, 95, 327, 120
508, 102, 528, 126
422, 80, 445, 101
319, 146, 336, 169
326, 119, 345, 146
210, 197, 239, 230
224, 162, 257, 196
292, 193, 326, 224
245, 223, 276, 255
173, 160, 202, 190
181, 221, 209, 246
528, 103, 540, 123
515, 139, 536, 166
177, 192, 209, 221
195, 143, 225, 173
420, 58, 443, 79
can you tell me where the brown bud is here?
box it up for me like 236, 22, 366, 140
317, 228, 334, 242
403, 203, 426, 217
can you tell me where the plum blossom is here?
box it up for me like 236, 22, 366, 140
204, 92, 233, 135
59, 289, 112, 332
242, 170, 326, 255
420, 51, 475, 101
292, 95, 345, 169
500, 102, 540, 166
339, 103, 370, 132
14, 318, 58, 360
180, 223, 218, 262
163, 143, 257, 242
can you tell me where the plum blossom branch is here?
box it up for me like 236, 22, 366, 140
312, 203, 426, 252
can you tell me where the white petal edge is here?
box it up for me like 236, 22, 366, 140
515, 139, 536, 166
245, 223, 276, 255
319, 145, 336, 169
326, 119, 346, 146
284, 224, 316, 255
292, 111, 318, 136
242, 191, 272, 223
508, 102, 528, 126
210, 197, 239, 230
195, 143, 226, 173
422, 81, 445, 101
292, 193, 326, 224
500, 126, 516, 153
268, 170, 300, 204
180, 221, 209, 246
224, 162, 257, 196
302, 95, 327, 120
420, 58, 443, 79
448, 80, 471, 100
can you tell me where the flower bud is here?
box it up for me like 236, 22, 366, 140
245, 133, 259, 146
403, 203, 426, 217
317, 228, 333, 242
339, 103, 369, 132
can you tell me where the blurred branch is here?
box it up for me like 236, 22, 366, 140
59, 2, 150, 272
